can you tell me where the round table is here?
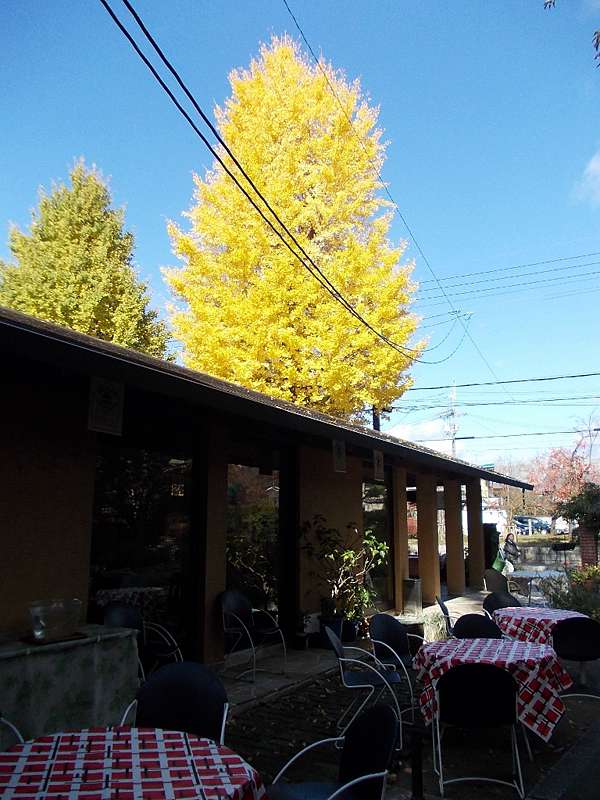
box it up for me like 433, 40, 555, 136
0, 727, 266, 800
413, 638, 573, 742
509, 569, 564, 604
493, 606, 587, 645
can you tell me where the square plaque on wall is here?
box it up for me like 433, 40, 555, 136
373, 449, 385, 481
332, 439, 346, 473
88, 377, 124, 435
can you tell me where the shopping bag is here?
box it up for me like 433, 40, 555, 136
492, 549, 506, 572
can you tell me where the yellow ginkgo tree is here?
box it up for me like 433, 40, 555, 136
165, 36, 422, 421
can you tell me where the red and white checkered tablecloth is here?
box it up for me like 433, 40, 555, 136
493, 607, 587, 645
0, 727, 266, 800
413, 638, 573, 742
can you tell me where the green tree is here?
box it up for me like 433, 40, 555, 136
0, 161, 169, 358
165, 36, 420, 421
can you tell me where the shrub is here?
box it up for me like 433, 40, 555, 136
541, 568, 600, 622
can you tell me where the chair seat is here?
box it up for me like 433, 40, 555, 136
268, 781, 341, 800
343, 669, 404, 687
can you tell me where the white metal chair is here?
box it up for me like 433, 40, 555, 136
268, 704, 398, 800
553, 617, 600, 701
220, 589, 286, 682
368, 613, 424, 721
325, 626, 404, 749
435, 597, 457, 637
432, 663, 525, 798
120, 661, 229, 744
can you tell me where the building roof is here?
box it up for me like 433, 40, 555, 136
0, 306, 532, 489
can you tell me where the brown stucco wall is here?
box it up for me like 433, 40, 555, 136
297, 445, 364, 614
0, 373, 96, 635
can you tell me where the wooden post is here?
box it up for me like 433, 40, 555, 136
392, 466, 409, 611
416, 473, 440, 604
190, 423, 228, 663
466, 478, 485, 589
444, 478, 465, 595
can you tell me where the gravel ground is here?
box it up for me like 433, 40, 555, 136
226, 669, 599, 799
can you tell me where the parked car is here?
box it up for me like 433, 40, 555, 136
512, 515, 551, 534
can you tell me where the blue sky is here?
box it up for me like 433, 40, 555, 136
1, 0, 599, 469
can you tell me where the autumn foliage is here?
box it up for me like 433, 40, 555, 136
528, 439, 600, 504
165, 36, 420, 421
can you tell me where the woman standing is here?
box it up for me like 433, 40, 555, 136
503, 532, 521, 572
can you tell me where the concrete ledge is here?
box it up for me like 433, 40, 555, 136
527, 719, 600, 799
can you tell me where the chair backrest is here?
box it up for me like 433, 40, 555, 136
339, 704, 398, 800
220, 589, 253, 625
452, 613, 503, 639
135, 662, 228, 741
483, 568, 508, 593
437, 664, 517, 727
553, 617, 600, 662
103, 603, 144, 638
369, 614, 410, 662
482, 591, 521, 616
325, 626, 346, 661
435, 596, 453, 636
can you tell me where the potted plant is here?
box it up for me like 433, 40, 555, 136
300, 515, 389, 644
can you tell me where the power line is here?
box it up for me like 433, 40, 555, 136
418, 250, 600, 285
100, 0, 458, 365
281, 0, 510, 392
415, 264, 600, 303
416, 259, 600, 295
394, 397, 600, 410
415, 427, 600, 442
406, 370, 600, 392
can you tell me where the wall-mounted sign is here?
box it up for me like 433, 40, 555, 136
88, 377, 124, 435
373, 449, 385, 482
332, 439, 346, 473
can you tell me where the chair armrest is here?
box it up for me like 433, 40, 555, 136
0, 717, 24, 745
369, 638, 403, 667
220, 702, 229, 745
344, 646, 387, 671
407, 633, 425, 643
272, 737, 344, 783
327, 771, 387, 800
144, 622, 183, 661
119, 699, 137, 726
251, 608, 280, 628
223, 610, 251, 634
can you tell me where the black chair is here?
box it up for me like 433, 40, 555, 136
553, 617, 600, 700
452, 613, 503, 639
482, 591, 521, 618
325, 626, 404, 748
220, 589, 286, 682
0, 714, 24, 749
435, 596, 455, 637
483, 568, 509, 593
120, 662, 229, 743
269, 704, 398, 800
432, 664, 525, 798
103, 603, 182, 680
369, 613, 424, 718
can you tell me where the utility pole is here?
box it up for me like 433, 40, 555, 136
372, 406, 381, 431
441, 387, 458, 456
